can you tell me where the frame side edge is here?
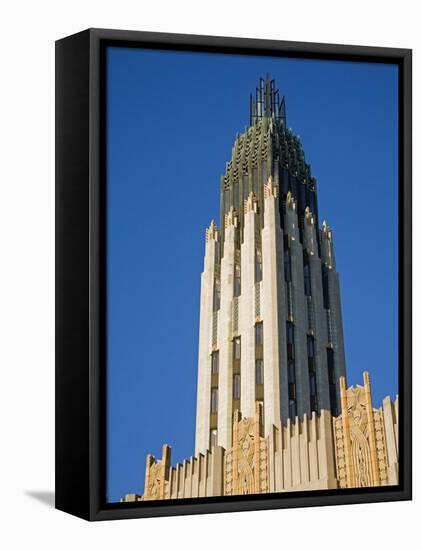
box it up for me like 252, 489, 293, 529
55, 29, 91, 520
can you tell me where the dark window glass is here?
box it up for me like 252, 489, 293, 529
322, 264, 330, 309
307, 335, 315, 358
286, 321, 295, 361
327, 348, 338, 415
329, 386, 337, 416
309, 371, 317, 396
233, 337, 241, 360
213, 278, 220, 311
215, 241, 221, 264
258, 400, 264, 435
211, 351, 219, 375
255, 248, 262, 282
243, 174, 249, 200
233, 374, 241, 400
253, 167, 258, 194
290, 175, 298, 199
234, 263, 241, 297
233, 181, 239, 210
224, 189, 230, 213
288, 383, 296, 400
256, 359, 264, 385
303, 251, 312, 296
262, 161, 267, 185
255, 322, 263, 346
287, 323, 294, 344
273, 158, 279, 184
284, 235, 292, 282
288, 360, 295, 383
211, 388, 218, 413
327, 348, 335, 383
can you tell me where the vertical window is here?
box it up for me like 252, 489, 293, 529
288, 360, 295, 383
327, 348, 338, 416
255, 248, 262, 282
256, 359, 264, 385
284, 235, 292, 282
253, 167, 258, 194
234, 263, 241, 297
233, 181, 239, 210
257, 400, 264, 435
272, 158, 279, 185
286, 321, 295, 360
287, 321, 297, 420
307, 335, 317, 411
307, 335, 315, 359
288, 383, 296, 401
210, 429, 218, 448
233, 337, 241, 360
224, 188, 230, 213
262, 160, 267, 185
290, 175, 298, 199
213, 278, 220, 311
322, 264, 330, 309
211, 351, 219, 375
255, 322, 263, 346
309, 371, 317, 412
233, 374, 241, 400
309, 373, 317, 395
303, 251, 312, 296
211, 388, 218, 414
215, 241, 221, 265
243, 174, 249, 200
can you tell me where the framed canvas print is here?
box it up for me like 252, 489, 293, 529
55, 28, 412, 521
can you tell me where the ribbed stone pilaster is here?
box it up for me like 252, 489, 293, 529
218, 222, 235, 450
261, 189, 285, 433
304, 212, 331, 412
285, 195, 310, 419
240, 203, 257, 418
321, 224, 347, 395
195, 227, 218, 455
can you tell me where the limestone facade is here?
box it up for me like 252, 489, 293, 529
120, 78, 399, 503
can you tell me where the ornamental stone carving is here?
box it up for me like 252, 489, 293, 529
333, 372, 390, 488
143, 444, 171, 501
225, 404, 268, 496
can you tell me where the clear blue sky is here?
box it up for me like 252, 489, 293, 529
106, 46, 398, 502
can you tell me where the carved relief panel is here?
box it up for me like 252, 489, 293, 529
225, 404, 268, 496
333, 373, 389, 489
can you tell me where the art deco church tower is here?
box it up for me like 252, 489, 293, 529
122, 77, 399, 503
195, 77, 347, 455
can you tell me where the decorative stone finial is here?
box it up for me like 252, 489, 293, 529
206, 220, 218, 242
322, 220, 332, 240
264, 175, 278, 199
225, 207, 238, 229
305, 206, 314, 225
286, 191, 296, 210
244, 192, 258, 214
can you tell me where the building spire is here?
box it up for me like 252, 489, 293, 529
250, 75, 286, 126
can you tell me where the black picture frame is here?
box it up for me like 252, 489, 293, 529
55, 28, 412, 521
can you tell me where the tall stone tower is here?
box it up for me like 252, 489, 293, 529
195, 77, 347, 455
